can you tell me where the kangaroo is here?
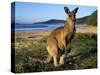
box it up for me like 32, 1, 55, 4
30, 7, 79, 67
45, 7, 79, 67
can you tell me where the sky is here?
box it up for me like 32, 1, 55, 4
11, 2, 97, 24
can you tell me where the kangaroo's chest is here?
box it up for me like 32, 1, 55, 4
54, 26, 75, 48
66, 26, 75, 39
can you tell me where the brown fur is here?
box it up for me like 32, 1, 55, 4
45, 7, 79, 67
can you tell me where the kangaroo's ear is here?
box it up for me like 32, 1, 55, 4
64, 7, 70, 14
73, 7, 79, 14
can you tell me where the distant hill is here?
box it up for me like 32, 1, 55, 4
77, 10, 97, 26
34, 10, 97, 26
34, 19, 65, 24
12, 10, 97, 26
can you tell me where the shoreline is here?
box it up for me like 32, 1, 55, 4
15, 26, 97, 39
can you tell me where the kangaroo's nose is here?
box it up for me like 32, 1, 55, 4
73, 19, 76, 22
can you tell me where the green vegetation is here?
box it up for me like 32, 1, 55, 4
77, 10, 97, 26
14, 33, 97, 73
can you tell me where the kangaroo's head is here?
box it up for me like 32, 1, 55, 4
64, 7, 79, 24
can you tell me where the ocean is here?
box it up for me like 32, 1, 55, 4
13, 23, 81, 32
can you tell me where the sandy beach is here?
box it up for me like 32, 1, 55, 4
76, 26, 97, 34
15, 26, 97, 39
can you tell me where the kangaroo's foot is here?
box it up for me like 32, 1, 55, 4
44, 55, 52, 64
59, 54, 66, 65
53, 56, 59, 67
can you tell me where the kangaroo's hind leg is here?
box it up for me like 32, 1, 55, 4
53, 54, 58, 67
46, 38, 58, 67
59, 41, 72, 65
59, 53, 66, 65
59, 39, 67, 65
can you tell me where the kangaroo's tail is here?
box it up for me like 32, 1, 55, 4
28, 54, 52, 64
